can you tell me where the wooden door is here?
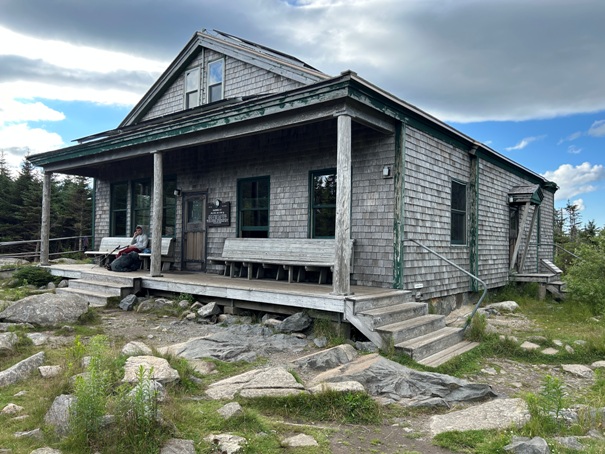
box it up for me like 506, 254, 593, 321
183, 193, 207, 271
509, 205, 520, 268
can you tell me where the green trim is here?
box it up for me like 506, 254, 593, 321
308, 168, 337, 239
476, 148, 545, 186
91, 178, 97, 248
237, 175, 271, 238
393, 122, 405, 289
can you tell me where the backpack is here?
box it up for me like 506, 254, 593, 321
110, 252, 141, 272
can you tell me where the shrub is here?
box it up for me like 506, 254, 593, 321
11, 266, 58, 287
565, 232, 605, 315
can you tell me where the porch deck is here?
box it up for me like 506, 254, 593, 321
47, 264, 407, 316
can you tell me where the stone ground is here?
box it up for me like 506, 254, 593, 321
97, 307, 595, 454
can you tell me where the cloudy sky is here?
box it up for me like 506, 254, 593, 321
1, 0, 604, 227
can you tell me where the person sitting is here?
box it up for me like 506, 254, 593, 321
117, 225, 148, 258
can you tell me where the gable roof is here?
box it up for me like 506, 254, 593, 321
120, 29, 330, 128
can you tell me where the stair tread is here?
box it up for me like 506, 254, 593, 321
358, 302, 425, 316
378, 314, 444, 333
395, 326, 462, 349
70, 279, 128, 289
417, 341, 480, 367
56, 287, 114, 299
350, 290, 412, 301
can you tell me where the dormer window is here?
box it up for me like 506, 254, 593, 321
185, 67, 200, 108
207, 59, 224, 103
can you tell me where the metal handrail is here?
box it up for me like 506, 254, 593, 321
403, 238, 487, 331
538, 243, 581, 261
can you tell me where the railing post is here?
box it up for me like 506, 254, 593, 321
40, 172, 52, 266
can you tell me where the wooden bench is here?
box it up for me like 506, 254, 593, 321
208, 238, 354, 284
85, 237, 176, 271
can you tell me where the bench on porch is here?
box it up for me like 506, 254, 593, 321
208, 238, 354, 284
85, 237, 176, 271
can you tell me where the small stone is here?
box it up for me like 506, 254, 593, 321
482, 367, 498, 375
564, 345, 574, 354
217, 402, 243, 419
14, 428, 43, 439
313, 336, 328, 348
39, 365, 62, 378
281, 433, 318, 447
541, 348, 559, 355
520, 341, 540, 351
591, 361, 605, 369
562, 364, 594, 378
1, 403, 24, 415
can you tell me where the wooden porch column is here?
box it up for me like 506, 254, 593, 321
519, 205, 540, 272
510, 201, 532, 272
333, 114, 352, 295
40, 172, 52, 266
150, 151, 164, 277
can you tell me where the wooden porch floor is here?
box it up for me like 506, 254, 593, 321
48, 264, 407, 316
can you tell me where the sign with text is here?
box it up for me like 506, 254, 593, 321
206, 201, 230, 227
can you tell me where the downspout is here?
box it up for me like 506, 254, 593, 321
393, 121, 406, 289
468, 143, 480, 292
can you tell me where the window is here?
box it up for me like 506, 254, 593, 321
110, 182, 128, 236
238, 176, 269, 238
185, 67, 200, 108
132, 180, 151, 234
163, 179, 177, 236
451, 180, 467, 245
207, 59, 224, 103
310, 169, 337, 238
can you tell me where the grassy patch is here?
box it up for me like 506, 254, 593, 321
433, 429, 511, 453
244, 390, 382, 424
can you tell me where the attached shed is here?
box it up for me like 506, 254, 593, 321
29, 29, 558, 305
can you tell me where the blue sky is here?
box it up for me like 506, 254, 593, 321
1, 0, 604, 228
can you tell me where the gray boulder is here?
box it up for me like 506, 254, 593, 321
198, 302, 221, 318
0, 351, 45, 387
277, 312, 312, 333
44, 394, 76, 436
504, 436, 550, 453
122, 356, 180, 385
119, 294, 138, 311
290, 344, 358, 371
0, 293, 89, 326
487, 301, 519, 312
206, 367, 306, 400
309, 353, 496, 405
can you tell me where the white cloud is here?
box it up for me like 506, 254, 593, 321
588, 119, 605, 137
542, 162, 605, 201
567, 145, 582, 154
0, 26, 166, 75
0, 98, 65, 123
558, 131, 583, 144
505, 135, 546, 151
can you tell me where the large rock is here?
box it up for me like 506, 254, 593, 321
0, 351, 45, 387
206, 367, 306, 400
204, 434, 246, 454
121, 341, 153, 356
44, 394, 76, 437
486, 301, 519, 312
0, 293, 89, 326
158, 324, 308, 363
431, 398, 530, 436
198, 302, 221, 318
309, 354, 496, 406
290, 344, 358, 371
122, 356, 180, 384
277, 312, 312, 333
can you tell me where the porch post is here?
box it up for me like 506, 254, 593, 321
150, 151, 164, 277
333, 114, 352, 295
40, 172, 52, 266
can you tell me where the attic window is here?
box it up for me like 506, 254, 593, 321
185, 67, 200, 108
207, 59, 224, 103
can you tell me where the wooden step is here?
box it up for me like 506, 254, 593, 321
350, 290, 413, 312
377, 314, 445, 344
395, 327, 465, 361
417, 341, 480, 367
55, 287, 117, 308
67, 279, 131, 298
356, 302, 428, 330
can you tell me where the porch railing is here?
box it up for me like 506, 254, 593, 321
0, 236, 90, 261
403, 238, 487, 331
538, 243, 581, 261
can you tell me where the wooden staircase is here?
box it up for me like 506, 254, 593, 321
344, 290, 478, 367
511, 259, 567, 300
55, 271, 141, 307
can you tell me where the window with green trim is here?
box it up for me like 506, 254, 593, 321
131, 177, 177, 237
110, 182, 128, 236
163, 179, 177, 236
310, 169, 336, 238
451, 180, 467, 245
238, 176, 269, 238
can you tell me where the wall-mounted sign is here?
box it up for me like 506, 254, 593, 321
206, 201, 230, 227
